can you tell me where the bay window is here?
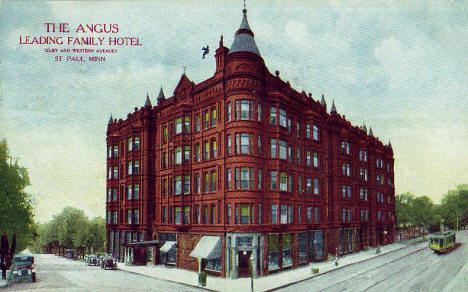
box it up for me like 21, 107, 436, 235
211, 108, 216, 127
134, 184, 140, 199
279, 140, 287, 159
258, 103, 262, 121
184, 206, 190, 224
314, 178, 319, 195
227, 102, 232, 122
183, 116, 190, 132
270, 171, 277, 190
271, 139, 277, 158
184, 146, 190, 162
306, 124, 311, 139
313, 125, 319, 141
227, 135, 232, 155
227, 168, 231, 190
175, 146, 182, 164
240, 204, 251, 224
175, 118, 182, 134
210, 172, 216, 192
270, 106, 277, 125
280, 204, 287, 224
280, 172, 288, 191
313, 152, 319, 167
134, 161, 140, 174
271, 204, 278, 224
175, 207, 182, 224
175, 176, 182, 195
183, 175, 190, 194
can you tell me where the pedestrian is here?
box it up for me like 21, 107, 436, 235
335, 247, 339, 266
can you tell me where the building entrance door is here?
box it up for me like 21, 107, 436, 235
238, 251, 251, 278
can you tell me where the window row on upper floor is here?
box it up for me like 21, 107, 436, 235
107, 136, 140, 158
106, 209, 140, 225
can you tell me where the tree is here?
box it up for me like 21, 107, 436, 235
395, 192, 414, 229
440, 184, 468, 230
0, 139, 36, 255
410, 196, 434, 238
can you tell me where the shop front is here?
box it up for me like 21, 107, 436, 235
225, 233, 263, 279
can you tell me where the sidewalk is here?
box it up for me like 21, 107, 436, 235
117, 239, 427, 292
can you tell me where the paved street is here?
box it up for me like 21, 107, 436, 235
278, 230, 468, 292
5, 254, 202, 292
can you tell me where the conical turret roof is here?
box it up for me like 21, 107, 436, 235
157, 87, 165, 100
108, 114, 113, 125
369, 126, 374, 136
229, 9, 260, 56
330, 100, 337, 114
145, 92, 152, 107
320, 94, 327, 108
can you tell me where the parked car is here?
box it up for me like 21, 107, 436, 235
10, 254, 36, 283
66, 249, 77, 260
100, 255, 116, 270
87, 255, 99, 266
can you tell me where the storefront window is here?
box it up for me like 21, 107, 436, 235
268, 234, 280, 270
298, 232, 307, 264
205, 258, 221, 272
282, 234, 293, 267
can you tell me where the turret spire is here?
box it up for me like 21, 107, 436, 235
229, 8, 260, 55
330, 100, 337, 114
108, 114, 113, 125
369, 126, 374, 136
320, 94, 327, 108
145, 92, 152, 107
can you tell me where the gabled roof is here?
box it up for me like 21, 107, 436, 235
229, 9, 260, 56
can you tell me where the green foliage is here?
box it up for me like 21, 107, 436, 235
395, 192, 414, 228
440, 184, 468, 230
33, 207, 106, 254
0, 139, 36, 253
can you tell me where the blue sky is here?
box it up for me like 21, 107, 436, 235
1, 0, 467, 222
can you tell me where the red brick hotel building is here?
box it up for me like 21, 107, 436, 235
106, 9, 395, 278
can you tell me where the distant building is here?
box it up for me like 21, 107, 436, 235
106, 8, 395, 278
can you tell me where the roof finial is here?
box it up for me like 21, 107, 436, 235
388, 140, 392, 148
158, 86, 165, 100
108, 114, 114, 125
369, 126, 374, 136
320, 94, 327, 108
243, 0, 246, 11
183, 66, 187, 75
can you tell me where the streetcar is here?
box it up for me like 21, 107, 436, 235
429, 231, 456, 254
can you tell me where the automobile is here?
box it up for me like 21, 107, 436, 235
66, 249, 77, 260
100, 255, 116, 270
10, 254, 36, 283
87, 255, 99, 266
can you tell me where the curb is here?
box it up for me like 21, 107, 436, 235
116, 266, 217, 292
267, 241, 428, 292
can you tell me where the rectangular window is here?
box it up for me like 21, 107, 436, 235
288, 146, 292, 162
212, 141, 217, 158
128, 137, 133, 151
227, 135, 232, 155
288, 205, 293, 223
313, 125, 319, 141
270, 106, 277, 125
307, 206, 312, 223
270, 171, 277, 190
175, 146, 182, 165
211, 205, 216, 224
113, 145, 119, 157
127, 185, 132, 201
134, 209, 140, 224
204, 111, 210, 129
162, 179, 167, 196
133, 137, 140, 150
227, 204, 231, 224
113, 166, 118, 179
134, 184, 140, 199
296, 148, 301, 165
204, 141, 210, 160
210, 172, 216, 192
175, 207, 182, 224
280, 204, 287, 224
296, 121, 300, 138
257, 136, 262, 155
279, 140, 287, 159
128, 161, 132, 175
108, 146, 112, 158
306, 124, 311, 139
175, 117, 182, 134
211, 109, 216, 127
258, 169, 262, 189
306, 178, 312, 195
240, 167, 251, 189
127, 209, 132, 224
271, 139, 277, 158
163, 126, 168, 142
184, 206, 190, 224
298, 205, 302, 223
314, 207, 319, 223
196, 115, 200, 131
258, 103, 262, 121
258, 203, 262, 224
227, 102, 232, 122
279, 109, 287, 127
240, 133, 250, 154
183, 175, 191, 194
195, 205, 200, 224
134, 161, 140, 174
107, 188, 112, 202
196, 174, 201, 193
162, 207, 167, 223
342, 208, 347, 222
271, 204, 278, 224
306, 151, 311, 166
175, 176, 182, 195
297, 176, 302, 194
313, 152, 319, 167
184, 146, 190, 162
241, 204, 251, 224
314, 178, 319, 195
112, 188, 117, 201
287, 118, 292, 132
227, 168, 232, 190
240, 100, 250, 120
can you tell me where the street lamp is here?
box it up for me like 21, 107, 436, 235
243, 250, 254, 292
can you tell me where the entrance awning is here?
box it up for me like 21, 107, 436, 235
190, 236, 221, 259
160, 241, 176, 253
